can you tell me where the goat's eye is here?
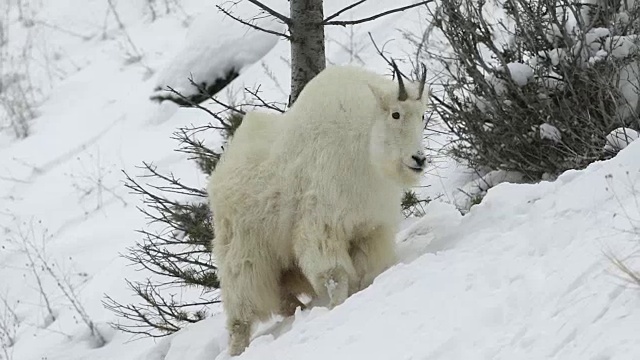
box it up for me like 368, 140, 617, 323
391, 112, 400, 119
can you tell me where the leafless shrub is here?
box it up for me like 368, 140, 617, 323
326, 25, 368, 66
104, 0, 153, 76
0, 80, 36, 138
15, 220, 106, 347
20, 234, 56, 324
65, 148, 128, 213
604, 172, 640, 287
0, 3, 40, 139
607, 252, 640, 286
430, 0, 640, 180
145, 0, 186, 22
0, 294, 18, 360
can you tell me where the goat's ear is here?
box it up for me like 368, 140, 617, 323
368, 83, 390, 111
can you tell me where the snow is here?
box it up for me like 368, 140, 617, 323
605, 35, 640, 59
452, 170, 525, 212
1, 1, 640, 360
544, 23, 563, 44
541, 48, 567, 66
486, 63, 533, 95
604, 127, 640, 153
589, 49, 608, 64
539, 123, 562, 142
506, 63, 534, 87
482, 121, 494, 131
584, 28, 611, 52
617, 60, 640, 122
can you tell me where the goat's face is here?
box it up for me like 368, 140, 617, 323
368, 63, 429, 187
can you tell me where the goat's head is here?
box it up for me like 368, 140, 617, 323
368, 61, 429, 187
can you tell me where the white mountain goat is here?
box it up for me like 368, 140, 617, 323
207, 62, 429, 356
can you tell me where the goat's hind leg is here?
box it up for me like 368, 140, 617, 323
279, 268, 314, 316
226, 317, 252, 357
221, 252, 280, 356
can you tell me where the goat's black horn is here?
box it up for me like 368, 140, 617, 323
391, 60, 408, 101
418, 63, 427, 100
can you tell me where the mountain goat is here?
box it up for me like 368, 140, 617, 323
208, 62, 429, 356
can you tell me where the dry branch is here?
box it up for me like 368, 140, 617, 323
323, 0, 368, 23
246, 0, 291, 24
216, 5, 290, 39
323, 0, 434, 26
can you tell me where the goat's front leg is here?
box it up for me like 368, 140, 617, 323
350, 225, 397, 292
293, 221, 357, 308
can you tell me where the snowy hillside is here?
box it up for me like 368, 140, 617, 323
0, 1, 639, 360
163, 141, 640, 360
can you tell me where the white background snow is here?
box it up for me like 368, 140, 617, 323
1, 1, 639, 360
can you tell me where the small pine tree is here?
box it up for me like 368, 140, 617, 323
104, 108, 243, 337
401, 190, 431, 217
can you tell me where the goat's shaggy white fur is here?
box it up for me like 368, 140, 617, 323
208, 65, 428, 356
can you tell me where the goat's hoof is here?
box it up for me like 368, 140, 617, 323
326, 277, 348, 308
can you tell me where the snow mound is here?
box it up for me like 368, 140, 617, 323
151, 3, 286, 101
539, 122, 562, 142
487, 62, 534, 95
452, 170, 525, 212
506, 62, 534, 87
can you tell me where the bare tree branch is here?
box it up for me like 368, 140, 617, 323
323, 0, 434, 26
164, 86, 228, 127
244, 86, 286, 113
323, 0, 368, 23
367, 32, 411, 81
246, 0, 291, 25
188, 78, 246, 116
216, 5, 290, 39
368, 32, 394, 68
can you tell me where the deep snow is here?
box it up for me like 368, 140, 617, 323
0, 1, 639, 360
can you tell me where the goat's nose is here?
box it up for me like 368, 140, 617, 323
412, 154, 426, 167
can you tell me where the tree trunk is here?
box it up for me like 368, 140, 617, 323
289, 0, 326, 105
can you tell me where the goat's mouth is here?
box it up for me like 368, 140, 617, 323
404, 163, 424, 173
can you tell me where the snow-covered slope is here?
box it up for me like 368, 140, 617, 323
1, 1, 639, 360
155, 140, 640, 360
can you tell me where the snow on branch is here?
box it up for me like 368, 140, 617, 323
323, 0, 434, 26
